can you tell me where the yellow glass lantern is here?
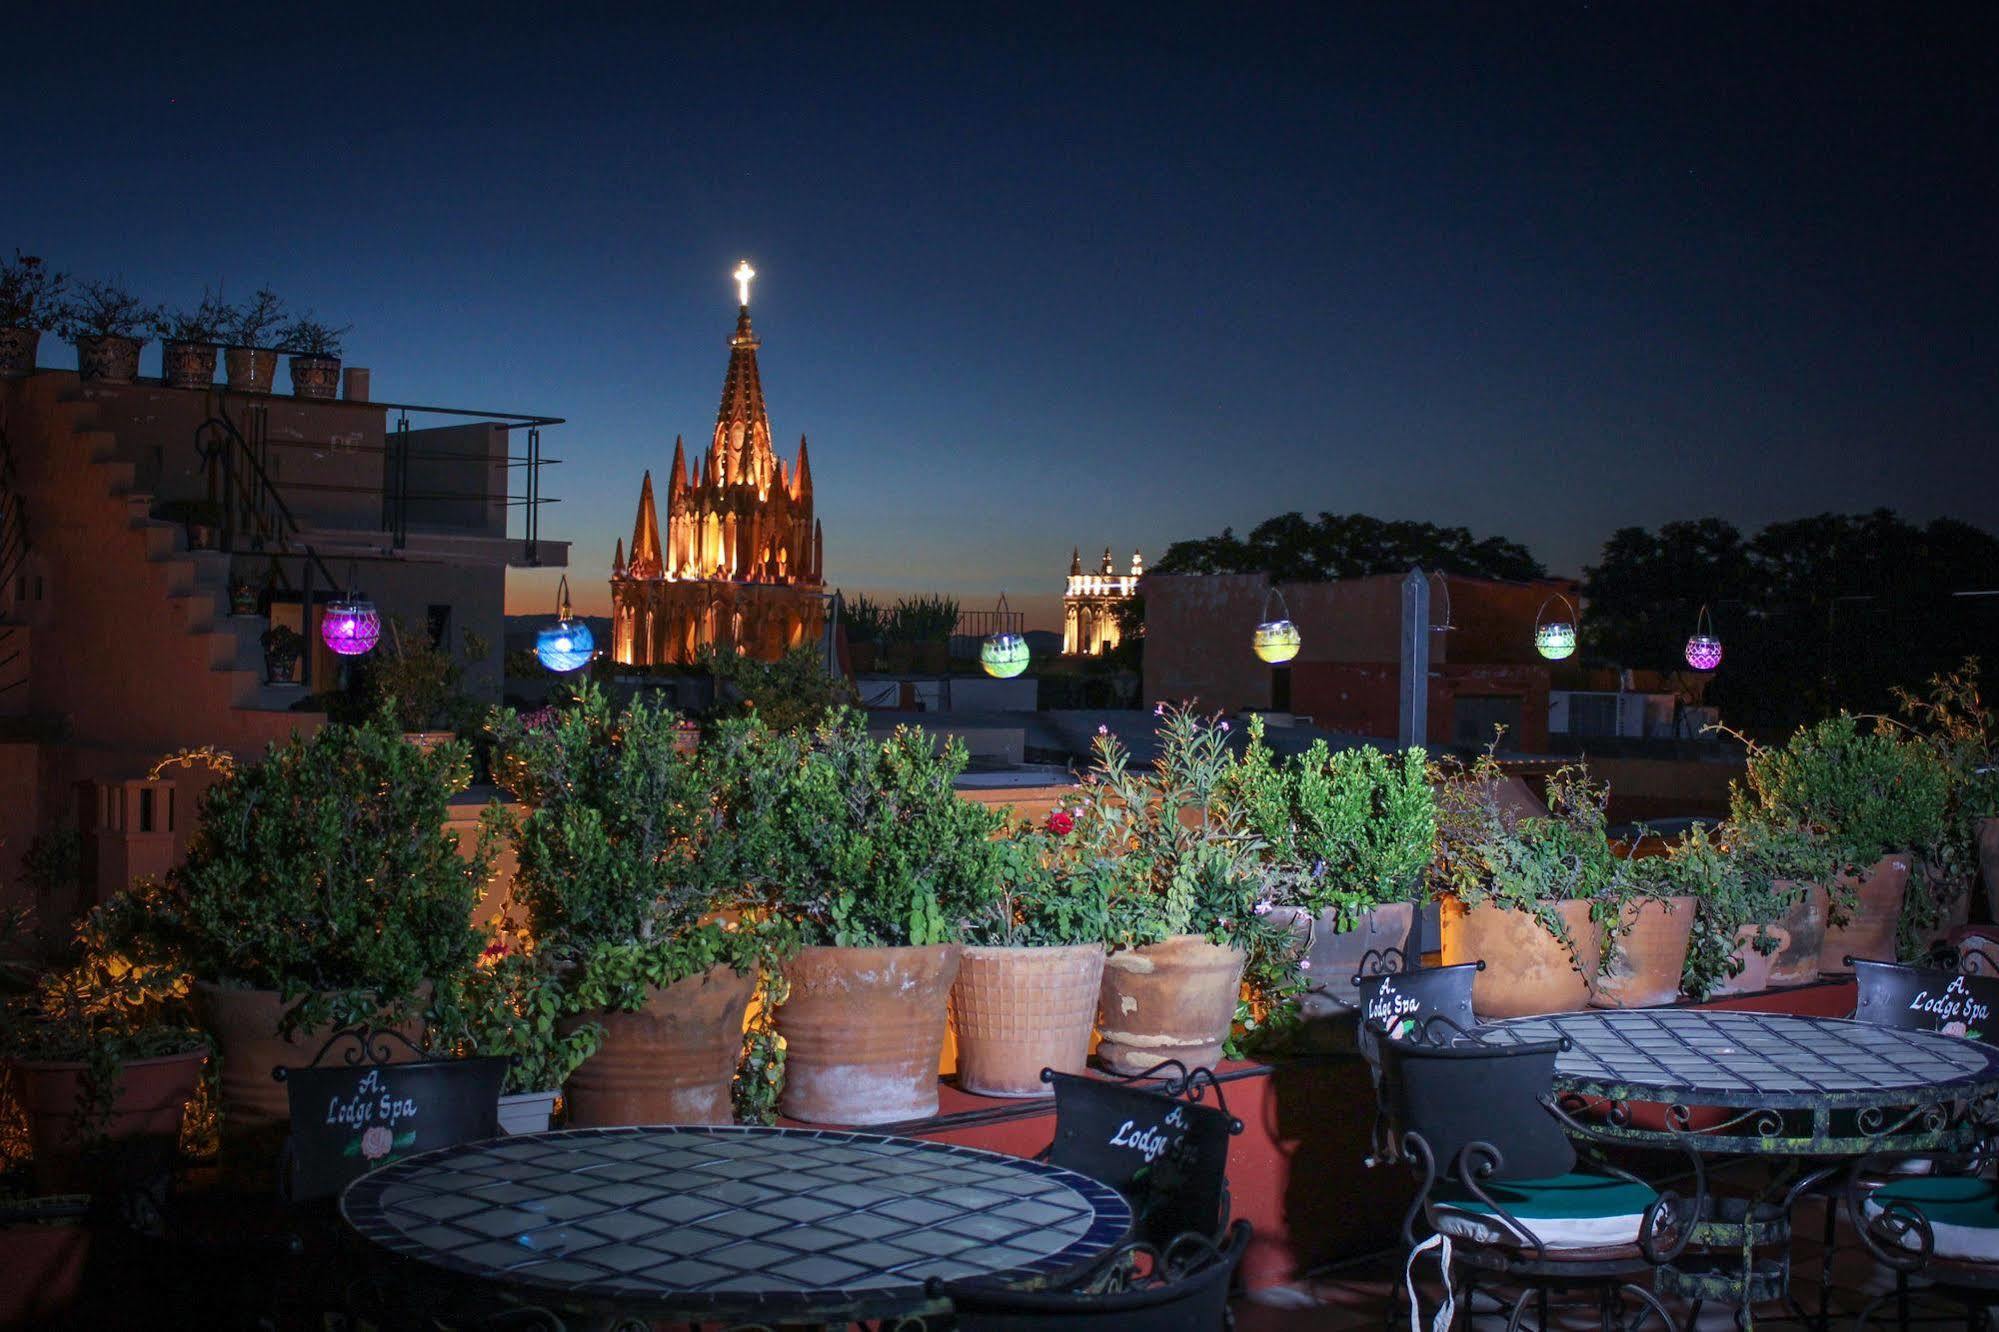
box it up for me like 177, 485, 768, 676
1253, 587, 1301, 664
1533, 594, 1579, 661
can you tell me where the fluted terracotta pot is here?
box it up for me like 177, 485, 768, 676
15, 1047, 207, 1193
74, 334, 141, 384
778, 944, 961, 1125
160, 340, 216, 390
1592, 896, 1697, 1009
0, 327, 39, 378
224, 346, 277, 392
1713, 923, 1788, 997
561, 964, 756, 1126
1440, 897, 1601, 1019
951, 943, 1105, 1097
1819, 853, 1912, 973
1765, 882, 1829, 986
1095, 934, 1246, 1077
1269, 903, 1414, 1051
288, 353, 340, 399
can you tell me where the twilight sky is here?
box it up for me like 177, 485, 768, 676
8, 4, 1995, 629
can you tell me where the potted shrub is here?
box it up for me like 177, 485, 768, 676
1, 912, 208, 1194
488, 683, 761, 1127
151, 292, 230, 390
1659, 822, 1825, 1000
1896, 661, 1999, 940
222, 288, 284, 392
91, 716, 495, 1146
364, 618, 490, 747
153, 496, 224, 551
0, 251, 68, 378
260, 624, 304, 685
842, 593, 888, 673
884, 594, 958, 674
952, 811, 1109, 1097
1221, 715, 1433, 1045
59, 279, 158, 384
727, 709, 999, 1124
1434, 757, 1674, 1016
437, 941, 602, 1134
278, 314, 347, 400
1730, 714, 1948, 972
1066, 705, 1291, 1075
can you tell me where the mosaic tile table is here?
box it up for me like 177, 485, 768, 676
341, 1124, 1132, 1325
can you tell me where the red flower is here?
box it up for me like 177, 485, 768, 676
1047, 810, 1075, 836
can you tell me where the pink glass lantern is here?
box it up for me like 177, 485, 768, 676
322, 593, 381, 657
1684, 605, 1722, 671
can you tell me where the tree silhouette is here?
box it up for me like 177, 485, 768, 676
1152, 512, 1546, 583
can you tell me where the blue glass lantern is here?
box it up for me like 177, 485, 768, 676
536, 576, 595, 673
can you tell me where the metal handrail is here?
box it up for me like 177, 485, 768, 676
196, 411, 343, 597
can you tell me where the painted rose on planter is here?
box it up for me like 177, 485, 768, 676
359, 1125, 395, 1161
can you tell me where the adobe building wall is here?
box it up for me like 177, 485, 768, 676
1288, 660, 1551, 752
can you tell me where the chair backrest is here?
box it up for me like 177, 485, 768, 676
1375, 1033, 1574, 1182
1045, 1068, 1240, 1250
1354, 961, 1482, 1070
1852, 958, 1999, 1041
936, 1219, 1252, 1331
275, 1026, 508, 1203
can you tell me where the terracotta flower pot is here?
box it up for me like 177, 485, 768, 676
1094, 934, 1247, 1077
1592, 896, 1697, 1009
74, 334, 141, 384
950, 943, 1105, 1097
0, 1200, 90, 1326
1439, 897, 1601, 1019
14, 1047, 207, 1194
1765, 881, 1829, 986
0, 326, 39, 378
160, 340, 217, 390
1269, 903, 1415, 1050
778, 944, 961, 1125
1712, 922, 1788, 997
1818, 853, 1912, 973
191, 981, 424, 1127
561, 964, 757, 1127
224, 346, 278, 392
288, 353, 340, 400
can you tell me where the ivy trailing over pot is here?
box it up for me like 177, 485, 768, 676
432, 942, 602, 1097
1895, 660, 1999, 944
1651, 822, 1795, 1001
93, 710, 497, 1035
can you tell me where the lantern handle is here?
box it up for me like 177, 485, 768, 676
1534, 592, 1577, 630
1694, 603, 1715, 637
556, 575, 573, 621
995, 591, 1010, 617
1428, 570, 1455, 632
1260, 584, 1294, 625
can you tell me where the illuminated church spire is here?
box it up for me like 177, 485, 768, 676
628, 471, 662, 578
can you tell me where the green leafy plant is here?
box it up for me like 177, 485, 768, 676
277, 314, 348, 358
1896, 659, 1999, 935
885, 594, 960, 645
1221, 715, 1434, 922
0, 252, 69, 331
434, 944, 602, 1096
964, 812, 1115, 948
1730, 714, 1949, 874
697, 643, 855, 734
1432, 753, 1652, 972
1652, 823, 1792, 1001
59, 279, 159, 339
360, 619, 490, 733
151, 291, 231, 344
716, 709, 1002, 947
92, 712, 496, 1034
226, 288, 286, 348
839, 593, 890, 645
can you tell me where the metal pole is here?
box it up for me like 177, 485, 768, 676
1400, 567, 1431, 969
300, 555, 314, 693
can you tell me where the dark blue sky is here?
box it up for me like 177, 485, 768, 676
10, 4, 1995, 627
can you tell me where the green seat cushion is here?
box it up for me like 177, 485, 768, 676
1867, 1176, 1999, 1262
1431, 1172, 1656, 1249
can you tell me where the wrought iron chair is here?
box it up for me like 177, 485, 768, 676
927, 1219, 1252, 1330
1842, 1143, 1999, 1330
1353, 959, 1483, 1166
1375, 1018, 1702, 1331
1041, 1060, 1244, 1253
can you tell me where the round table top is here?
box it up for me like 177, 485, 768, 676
340, 1124, 1132, 1321
1480, 1009, 1999, 1110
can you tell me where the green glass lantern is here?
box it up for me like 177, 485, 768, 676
1534, 594, 1578, 661
980, 593, 1030, 678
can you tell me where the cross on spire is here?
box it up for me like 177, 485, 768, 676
734, 259, 756, 308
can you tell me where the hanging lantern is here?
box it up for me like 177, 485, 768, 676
1533, 594, 1578, 661
1685, 604, 1722, 671
536, 575, 596, 673
321, 590, 381, 657
979, 594, 1030, 679
1253, 587, 1302, 664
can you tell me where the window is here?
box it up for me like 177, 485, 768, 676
426, 604, 451, 647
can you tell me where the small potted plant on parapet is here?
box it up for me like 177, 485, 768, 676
92, 716, 495, 1174
260, 623, 305, 685
1, 909, 209, 1195
60, 279, 159, 385
841, 592, 888, 673
152, 497, 224, 551
0, 252, 69, 379
222, 288, 284, 392
1222, 715, 1434, 1046
884, 594, 958, 674
1729, 713, 1948, 972
151, 292, 231, 390
278, 314, 347, 400
726, 710, 998, 1124
1067, 704, 1293, 1073
951, 811, 1111, 1097
488, 683, 763, 1127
